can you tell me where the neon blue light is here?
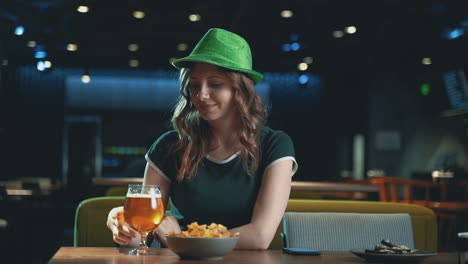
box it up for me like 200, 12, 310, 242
449, 29, 463, 39
14, 26, 24, 36
34, 51, 47, 59
299, 74, 309, 84
102, 159, 121, 167
291, 42, 301, 51
36, 61, 46, 71
282, 43, 291, 52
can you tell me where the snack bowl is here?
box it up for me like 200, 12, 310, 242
164, 236, 239, 260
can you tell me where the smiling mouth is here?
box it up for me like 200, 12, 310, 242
199, 104, 216, 112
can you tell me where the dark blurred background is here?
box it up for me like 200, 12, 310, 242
0, 0, 467, 262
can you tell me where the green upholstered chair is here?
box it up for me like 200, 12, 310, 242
74, 197, 437, 251
281, 212, 415, 250
289, 190, 323, 200
105, 186, 127, 197
268, 199, 437, 251
74, 196, 125, 247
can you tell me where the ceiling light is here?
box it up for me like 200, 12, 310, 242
298, 62, 308, 71
128, 44, 139, 52
77, 6, 89, 13
345, 26, 357, 34
44, 61, 52, 68
448, 29, 463, 39
67, 44, 78, 51
290, 42, 301, 51
129, 59, 139, 67
332, 30, 345, 38
299, 74, 309, 85
14, 26, 24, 36
133, 11, 145, 19
280, 10, 294, 18
443, 28, 464, 40
422, 58, 432, 65
177, 43, 188, 51
303, 57, 313, 64
81, 74, 91, 83
36, 61, 46, 71
189, 14, 201, 22
26, 41, 37, 48
34, 51, 47, 59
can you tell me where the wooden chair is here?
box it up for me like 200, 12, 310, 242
368, 176, 437, 204
429, 201, 468, 251
369, 177, 468, 251
460, 181, 468, 202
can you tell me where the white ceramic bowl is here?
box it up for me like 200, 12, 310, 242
165, 236, 239, 260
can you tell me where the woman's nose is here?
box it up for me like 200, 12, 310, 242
197, 84, 210, 100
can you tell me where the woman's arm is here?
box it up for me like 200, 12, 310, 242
230, 159, 293, 250
144, 162, 182, 246
143, 162, 170, 206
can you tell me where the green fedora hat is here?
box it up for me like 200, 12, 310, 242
172, 28, 263, 84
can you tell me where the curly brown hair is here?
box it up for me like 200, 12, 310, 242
171, 66, 266, 182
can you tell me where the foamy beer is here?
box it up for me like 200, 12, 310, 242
124, 185, 165, 235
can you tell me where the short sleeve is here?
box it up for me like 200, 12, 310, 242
145, 131, 179, 182
261, 128, 298, 176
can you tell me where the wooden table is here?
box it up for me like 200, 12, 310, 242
292, 181, 378, 192
93, 178, 378, 193
92, 177, 142, 186
49, 247, 458, 264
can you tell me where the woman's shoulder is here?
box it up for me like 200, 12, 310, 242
158, 130, 179, 140
259, 126, 295, 165
259, 126, 294, 151
150, 130, 179, 149
260, 126, 291, 142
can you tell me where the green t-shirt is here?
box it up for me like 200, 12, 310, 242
145, 126, 297, 229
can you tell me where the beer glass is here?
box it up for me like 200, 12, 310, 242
124, 184, 165, 255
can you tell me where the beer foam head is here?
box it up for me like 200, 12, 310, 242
126, 193, 162, 198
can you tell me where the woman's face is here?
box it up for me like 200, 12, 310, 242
189, 63, 236, 123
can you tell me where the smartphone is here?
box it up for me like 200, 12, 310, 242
282, 247, 322, 255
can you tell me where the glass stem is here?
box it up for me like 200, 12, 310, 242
140, 232, 149, 248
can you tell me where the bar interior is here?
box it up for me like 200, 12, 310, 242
0, 0, 467, 263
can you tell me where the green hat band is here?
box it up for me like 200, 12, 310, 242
172, 28, 263, 84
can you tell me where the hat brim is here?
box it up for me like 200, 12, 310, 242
172, 55, 263, 85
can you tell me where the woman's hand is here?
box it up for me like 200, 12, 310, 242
107, 206, 140, 246
152, 216, 182, 247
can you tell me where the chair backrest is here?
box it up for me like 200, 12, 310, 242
368, 176, 437, 203
74, 196, 436, 250
289, 190, 322, 200
74, 196, 125, 247
105, 186, 127, 196
268, 199, 437, 251
282, 212, 414, 251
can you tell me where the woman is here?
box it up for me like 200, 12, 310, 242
107, 28, 297, 250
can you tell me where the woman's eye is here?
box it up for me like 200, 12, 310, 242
210, 83, 222, 88
189, 84, 200, 91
